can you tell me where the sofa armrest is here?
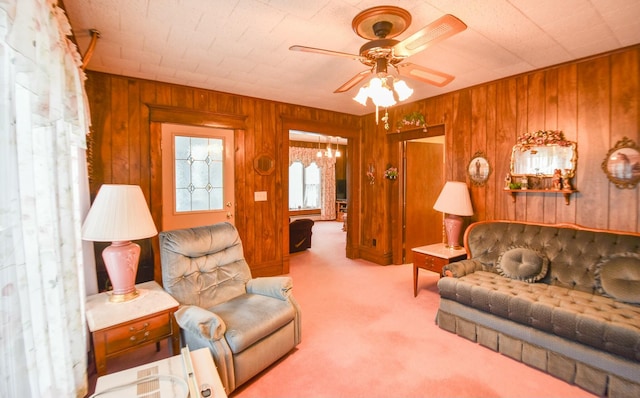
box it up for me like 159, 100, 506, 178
246, 276, 292, 301
174, 305, 226, 341
442, 258, 484, 278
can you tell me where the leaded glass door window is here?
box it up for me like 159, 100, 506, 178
161, 124, 235, 230
174, 135, 223, 212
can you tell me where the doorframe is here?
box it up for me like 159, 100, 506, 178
281, 117, 361, 260
388, 124, 445, 264
148, 105, 247, 283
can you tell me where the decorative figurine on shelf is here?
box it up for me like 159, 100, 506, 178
504, 173, 512, 190
562, 169, 572, 191
520, 176, 528, 190
552, 169, 562, 190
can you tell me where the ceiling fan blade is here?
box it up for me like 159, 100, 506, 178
334, 70, 371, 93
397, 63, 455, 87
289, 45, 365, 61
393, 14, 467, 58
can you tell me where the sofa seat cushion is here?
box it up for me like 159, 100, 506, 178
209, 293, 296, 354
438, 271, 640, 362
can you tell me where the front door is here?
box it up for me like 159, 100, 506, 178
161, 123, 234, 231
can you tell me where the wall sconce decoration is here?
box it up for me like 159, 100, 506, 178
384, 166, 398, 180
366, 163, 375, 185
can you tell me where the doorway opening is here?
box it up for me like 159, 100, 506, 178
288, 130, 349, 254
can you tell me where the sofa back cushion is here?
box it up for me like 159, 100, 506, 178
466, 221, 640, 294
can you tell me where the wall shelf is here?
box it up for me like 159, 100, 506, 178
505, 189, 578, 205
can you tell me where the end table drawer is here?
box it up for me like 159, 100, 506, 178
414, 252, 448, 273
105, 312, 172, 355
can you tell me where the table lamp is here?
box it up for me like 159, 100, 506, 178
82, 184, 158, 302
433, 181, 474, 249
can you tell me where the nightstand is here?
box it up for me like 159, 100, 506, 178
412, 243, 467, 297
86, 281, 181, 376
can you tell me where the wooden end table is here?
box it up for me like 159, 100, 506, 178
86, 281, 181, 376
412, 243, 467, 297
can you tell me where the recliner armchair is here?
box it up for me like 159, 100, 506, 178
159, 222, 301, 393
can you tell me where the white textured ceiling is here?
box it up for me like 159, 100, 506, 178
64, 0, 640, 116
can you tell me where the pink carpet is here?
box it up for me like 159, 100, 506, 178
233, 221, 593, 398
87, 221, 594, 397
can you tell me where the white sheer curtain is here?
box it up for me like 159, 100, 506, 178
1, 1, 91, 397
289, 146, 336, 220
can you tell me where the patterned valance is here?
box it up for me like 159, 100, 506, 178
289, 146, 336, 167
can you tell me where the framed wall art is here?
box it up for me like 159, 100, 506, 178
601, 136, 640, 189
468, 151, 491, 186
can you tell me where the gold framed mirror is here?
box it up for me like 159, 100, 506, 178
601, 136, 640, 189
254, 153, 275, 175
468, 151, 491, 186
510, 131, 577, 178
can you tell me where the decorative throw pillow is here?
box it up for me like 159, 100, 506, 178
595, 253, 640, 304
496, 246, 549, 283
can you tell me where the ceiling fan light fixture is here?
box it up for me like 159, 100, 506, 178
354, 86, 369, 106
367, 77, 396, 107
394, 78, 413, 101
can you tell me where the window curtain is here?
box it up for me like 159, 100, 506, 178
0, 1, 92, 397
289, 146, 336, 220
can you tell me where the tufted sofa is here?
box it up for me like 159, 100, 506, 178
437, 220, 640, 398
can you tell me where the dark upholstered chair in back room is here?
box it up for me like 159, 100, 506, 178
289, 218, 314, 253
159, 222, 301, 393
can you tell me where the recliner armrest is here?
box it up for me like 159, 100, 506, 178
174, 305, 226, 340
442, 259, 484, 278
246, 277, 292, 301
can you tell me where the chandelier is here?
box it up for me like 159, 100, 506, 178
352, 59, 414, 108
317, 136, 341, 158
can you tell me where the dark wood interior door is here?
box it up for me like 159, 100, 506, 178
404, 140, 444, 263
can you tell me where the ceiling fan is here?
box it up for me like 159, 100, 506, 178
290, 6, 467, 96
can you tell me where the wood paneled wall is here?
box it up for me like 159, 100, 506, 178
85, 73, 361, 281
368, 45, 640, 264
86, 45, 639, 281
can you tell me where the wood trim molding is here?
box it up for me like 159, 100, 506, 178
280, 116, 360, 139
147, 104, 247, 129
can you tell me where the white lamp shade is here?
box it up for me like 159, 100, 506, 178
82, 184, 158, 242
433, 181, 474, 216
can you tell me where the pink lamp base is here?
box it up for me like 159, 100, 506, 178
102, 241, 141, 303
443, 214, 464, 249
